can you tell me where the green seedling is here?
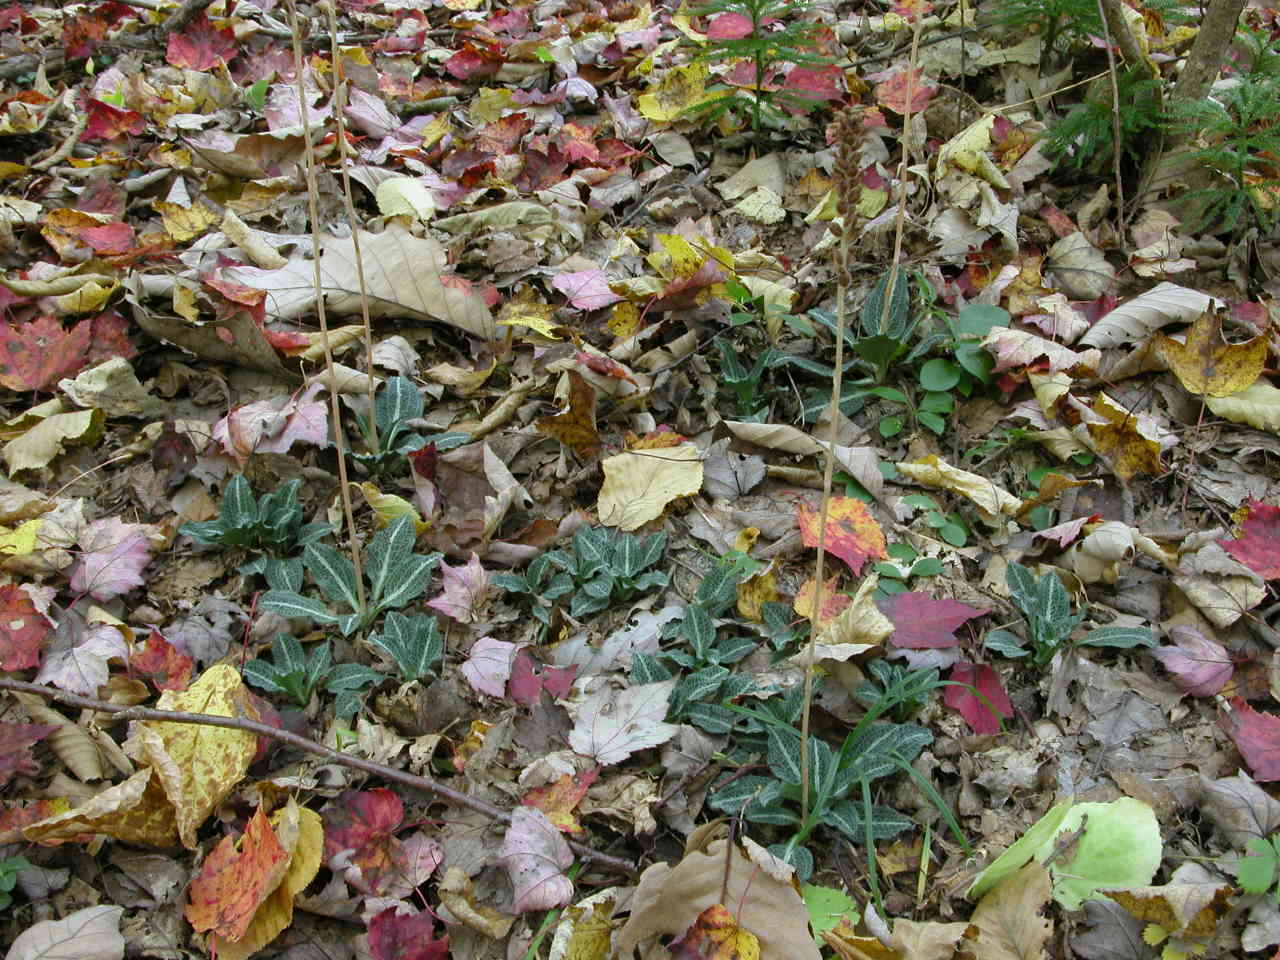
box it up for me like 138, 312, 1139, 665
0, 855, 29, 912
985, 561, 1155, 666
1240, 833, 1280, 903
352, 376, 429, 477
543, 526, 669, 619
260, 515, 441, 635
367, 611, 444, 683
492, 553, 574, 632
875, 542, 944, 597
684, 0, 833, 134
242, 633, 382, 720
181, 475, 332, 591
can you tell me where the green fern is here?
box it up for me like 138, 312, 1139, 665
1044, 68, 1163, 174
1168, 74, 1280, 235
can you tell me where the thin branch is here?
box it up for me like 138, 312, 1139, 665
286, 0, 367, 614
0, 677, 636, 875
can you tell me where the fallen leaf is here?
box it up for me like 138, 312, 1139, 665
1150, 625, 1233, 697
35, 622, 128, 695
460, 636, 518, 697
1156, 308, 1267, 398
0, 583, 50, 670
128, 628, 193, 692
536, 370, 600, 455
1219, 697, 1280, 781
965, 861, 1053, 960
1220, 499, 1280, 579
796, 496, 888, 575
522, 768, 599, 837
4, 905, 124, 960
70, 517, 159, 602
500, 806, 574, 913
552, 268, 622, 311
0, 315, 92, 392
597, 441, 702, 531
185, 806, 290, 941
568, 679, 679, 765
945, 662, 1013, 734
896, 455, 1022, 524
426, 552, 489, 623
0, 721, 56, 787
367, 907, 450, 960
882, 592, 987, 649
668, 904, 762, 959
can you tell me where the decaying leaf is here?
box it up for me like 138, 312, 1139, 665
1156, 308, 1267, 398
796, 496, 888, 575
597, 440, 702, 531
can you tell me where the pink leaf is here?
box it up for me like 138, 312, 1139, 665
35, 623, 128, 695
1220, 499, 1280, 579
460, 637, 517, 697
368, 907, 449, 960
212, 385, 328, 466
945, 662, 1013, 734
874, 67, 937, 115
706, 12, 753, 39
882, 592, 987, 649
1220, 697, 1280, 781
71, 517, 158, 601
508, 649, 577, 706
500, 806, 574, 913
1151, 625, 1233, 697
551, 269, 621, 311
426, 552, 489, 623
783, 65, 843, 103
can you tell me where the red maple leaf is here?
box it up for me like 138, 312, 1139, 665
1220, 697, 1280, 781
0, 315, 92, 392
185, 806, 290, 940
166, 13, 238, 71
882, 591, 987, 648
796, 497, 888, 575
367, 907, 449, 960
0, 584, 50, 670
522, 768, 599, 837
322, 789, 418, 895
1220, 499, 1280, 579
83, 100, 145, 141
130, 628, 194, 692
945, 662, 1013, 734
0, 722, 56, 787
508, 649, 576, 706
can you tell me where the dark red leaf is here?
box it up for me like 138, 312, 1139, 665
367, 907, 449, 960
130, 628, 194, 691
322, 788, 403, 864
945, 662, 1012, 734
166, 13, 238, 71
0, 722, 56, 787
1220, 697, 1280, 781
0, 315, 92, 392
0, 584, 50, 670
882, 591, 987, 649
1220, 499, 1280, 579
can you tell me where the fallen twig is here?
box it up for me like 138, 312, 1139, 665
0, 677, 637, 875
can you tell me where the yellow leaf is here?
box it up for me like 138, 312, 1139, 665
23, 766, 179, 847
896, 454, 1022, 524
1077, 394, 1166, 482
3, 409, 105, 477
794, 573, 892, 666
138, 664, 259, 848
597, 441, 702, 531
499, 285, 561, 340
0, 517, 41, 556
1205, 376, 1280, 433
355, 483, 431, 534
637, 63, 709, 122
1156, 309, 1267, 397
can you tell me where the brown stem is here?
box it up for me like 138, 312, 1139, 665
0, 677, 636, 875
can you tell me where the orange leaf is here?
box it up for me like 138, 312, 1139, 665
670, 904, 761, 960
185, 806, 290, 941
796, 497, 887, 575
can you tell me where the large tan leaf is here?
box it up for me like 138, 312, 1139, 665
616, 829, 821, 960
23, 766, 179, 847
965, 861, 1053, 959
5, 905, 124, 960
1079, 282, 1222, 349
597, 442, 702, 531
226, 222, 495, 339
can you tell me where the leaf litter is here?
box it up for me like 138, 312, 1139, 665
1, 0, 1280, 958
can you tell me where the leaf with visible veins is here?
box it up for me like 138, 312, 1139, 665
1220, 698, 1280, 781
1220, 499, 1280, 579
882, 591, 987, 648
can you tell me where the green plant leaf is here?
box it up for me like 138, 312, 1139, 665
768, 726, 804, 784
682, 604, 716, 658
803, 884, 858, 941
1081, 625, 1155, 649
1050, 798, 1163, 910
919, 358, 961, 391
305, 543, 360, 612
365, 515, 417, 605
826, 799, 915, 843
260, 590, 339, 625
985, 628, 1029, 658
769, 842, 814, 883
1239, 836, 1280, 897
377, 553, 439, 610
375, 376, 424, 437
368, 611, 442, 682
